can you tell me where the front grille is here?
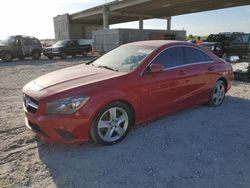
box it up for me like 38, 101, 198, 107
23, 95, 39, 113
28, 121, 49, 138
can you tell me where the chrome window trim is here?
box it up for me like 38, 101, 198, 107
140, 44, 214, 76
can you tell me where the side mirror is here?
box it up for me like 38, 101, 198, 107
150, 64, 164, 73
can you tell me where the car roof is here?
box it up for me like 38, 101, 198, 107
126, 40, 185, 48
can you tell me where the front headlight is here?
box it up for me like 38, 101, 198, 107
45, 96, 90, 114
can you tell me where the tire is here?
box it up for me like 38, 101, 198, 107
208, 80, 226, 107
2, 52, 12, 62
32, 51, 40, 60
90, 101, 132, 146
60, 52, 67, 59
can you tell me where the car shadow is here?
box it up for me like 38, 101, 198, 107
37, 96, 250, 188
0, 56, 95, 67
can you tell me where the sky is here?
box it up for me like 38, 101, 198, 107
0, 0, 249, 39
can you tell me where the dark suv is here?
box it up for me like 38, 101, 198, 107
201, 32, 250, 59
0, 35, 42, 62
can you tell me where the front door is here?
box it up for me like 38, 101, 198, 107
140, 46, 190, 119
12, 38, 23, 57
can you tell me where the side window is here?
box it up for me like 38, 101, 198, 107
232, 35, 243, 44
241, 34, 249, 44
183, 47, 212, 64
31, 39, 40, 45
152, 47, 184, 69
73, 40, 79, 47
22, 38, 29, 45
67, 41, 74, 47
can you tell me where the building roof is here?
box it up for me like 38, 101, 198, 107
69, 0, 250, 25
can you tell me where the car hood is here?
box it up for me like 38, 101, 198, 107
44, 47, 55, 50
23, 64, 128, 98
36, 64, 127, 90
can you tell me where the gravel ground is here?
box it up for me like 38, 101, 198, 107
0, 58, 250, 188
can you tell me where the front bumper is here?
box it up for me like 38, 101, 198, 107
24, 105, 92, 144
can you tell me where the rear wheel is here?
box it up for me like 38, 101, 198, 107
2, 52, 12, 62
208, 80, 226, 107
90, 102, 132, 145
32, 51, 40, 60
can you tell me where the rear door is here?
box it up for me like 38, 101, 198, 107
140, 46, 192, 119
21, 38, 32, 56
182, 46, 216, 103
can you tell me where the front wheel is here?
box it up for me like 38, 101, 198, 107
2, 52, 13, 62
60, 52, 67, 59
90, 102, 132, 145
208, 80, 226, 107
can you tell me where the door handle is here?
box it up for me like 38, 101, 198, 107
208, 66, 215, 71
177, 70, 187, 76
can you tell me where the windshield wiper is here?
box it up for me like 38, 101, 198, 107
97, 65, 118, 72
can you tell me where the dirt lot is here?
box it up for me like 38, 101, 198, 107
0, 58, 250, 188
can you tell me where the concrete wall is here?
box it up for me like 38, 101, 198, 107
69, 24, 102, 39
93, 29, 186, 53
54, 15, 102, 41
54, 14, 70, 41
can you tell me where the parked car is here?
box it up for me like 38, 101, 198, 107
0, 35, 42, 62
23, 40, 234, 145
43, 39, 92, 59
200, 32, 250, 59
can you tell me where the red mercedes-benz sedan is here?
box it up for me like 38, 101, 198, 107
23, 40, 234, 145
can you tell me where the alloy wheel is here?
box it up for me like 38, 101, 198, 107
97, 107, 129, 142
212, 81, 225, 106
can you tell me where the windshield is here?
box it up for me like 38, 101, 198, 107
0, 37, 15, 46
92, 45, 156, 72
53, 41, 67, 47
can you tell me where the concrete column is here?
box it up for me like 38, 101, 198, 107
167, 17, 172, 30
139, 17, 144, 30
103, 6, 109, 30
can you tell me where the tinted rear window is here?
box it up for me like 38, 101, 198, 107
183, 47, 212, 64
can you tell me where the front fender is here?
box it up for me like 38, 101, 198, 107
80, 89, 141, 125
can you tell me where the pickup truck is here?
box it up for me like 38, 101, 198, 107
43, 39, 92, 59
0, 35, 42, 62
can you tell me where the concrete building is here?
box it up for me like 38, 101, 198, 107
54, 0, 250, 52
